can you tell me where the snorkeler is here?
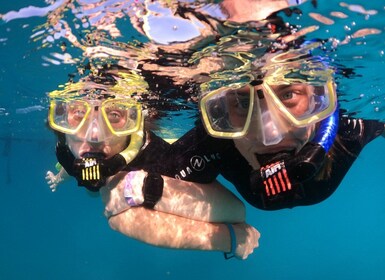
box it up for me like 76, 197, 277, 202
155, 48, 385, 210
122, 43, 384, 212
45, 68, 260, 259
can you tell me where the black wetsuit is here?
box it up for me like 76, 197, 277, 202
122, 131, 171, 173
162, 116, 384, 210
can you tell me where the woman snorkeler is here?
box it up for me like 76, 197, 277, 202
124, 45, 385, 211
45, 68, 260, 260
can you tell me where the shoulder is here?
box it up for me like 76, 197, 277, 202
335, 116, 384, 154
339, 116, 384, 141
172, 122, 234, 153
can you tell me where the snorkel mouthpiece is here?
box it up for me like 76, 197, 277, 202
72, 152, 128, 191
73, 152, 106, 191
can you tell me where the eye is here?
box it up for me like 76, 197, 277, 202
68, 105, 86, 119
67, 103, 87, 128
275, 85, 308, 108
274, 85, 311, 116
73, 108, 86, 118
280, 91, 294, 101
107, 110, 124, 123
229, 89, 250, 111
235, 94, 250, 110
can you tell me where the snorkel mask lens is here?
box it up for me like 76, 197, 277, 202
200, 84, 255, 139
101, 99, 141, 136
263, 79, 337, 127
49, 99, 91, 135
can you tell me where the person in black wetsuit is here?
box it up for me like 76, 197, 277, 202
160, 49, 385, 210
45, 68, 260, 259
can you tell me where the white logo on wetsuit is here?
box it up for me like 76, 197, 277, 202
190, 156, 206, 171
174, 153, 221, 180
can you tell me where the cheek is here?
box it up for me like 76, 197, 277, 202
65, 135, 82, 158
292, 100, 310, 117
105, 137, 128, 156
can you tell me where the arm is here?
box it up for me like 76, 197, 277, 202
46, 166, 245, 223
101, 170, 245, 223
101, 171, 260, 259
107, 207, 260, 260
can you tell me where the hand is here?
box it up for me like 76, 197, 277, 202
45, 169, 67, 192
233, 223, 260, 260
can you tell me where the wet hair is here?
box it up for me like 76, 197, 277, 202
315, 135, 356, 180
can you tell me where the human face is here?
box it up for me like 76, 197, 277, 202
200, 79, 335, 144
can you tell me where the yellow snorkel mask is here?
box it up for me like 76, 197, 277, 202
49, 89, 143, 142
199, 54, 337, 146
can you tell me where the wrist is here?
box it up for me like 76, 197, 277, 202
224, 223, 237, 259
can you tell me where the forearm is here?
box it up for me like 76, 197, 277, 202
103, 171, 245, 223
156, 177, 245, 223
108, 207, 259, 258
108, 207, 226, 250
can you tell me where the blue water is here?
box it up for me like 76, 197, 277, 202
1, 1, 385, 279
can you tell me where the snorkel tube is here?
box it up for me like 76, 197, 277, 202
250, 105, 339, 209
282, 105, 339, 182
95, 118, 145, 176
56, 119, 145, 191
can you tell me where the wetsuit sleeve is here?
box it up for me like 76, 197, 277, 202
123, 131, 171, 172
160, 123, 231, 183
338, 117, 384, 151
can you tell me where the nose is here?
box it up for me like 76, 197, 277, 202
249, 89, 284, 146
85, 119, 106, 143
90, 121, 100, 142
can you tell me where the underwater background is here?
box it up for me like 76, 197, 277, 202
1, 1, 385, 279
